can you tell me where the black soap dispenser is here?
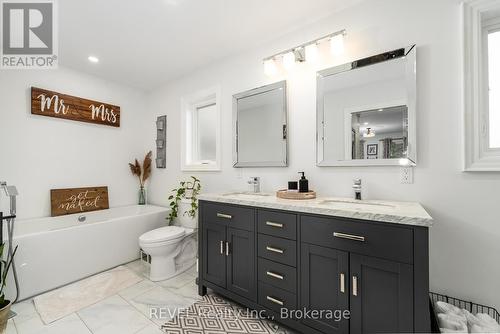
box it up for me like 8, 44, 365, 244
298, 172, 309, 193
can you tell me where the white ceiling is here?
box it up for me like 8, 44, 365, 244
59, 0, 361, 91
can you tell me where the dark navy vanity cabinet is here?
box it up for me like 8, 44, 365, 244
198, 200, 430, 334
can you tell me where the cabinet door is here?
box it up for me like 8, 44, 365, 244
227, 227, 257, 301
300, 243, 349, 334
350, 254, 413, 334
202, 222, 226, 288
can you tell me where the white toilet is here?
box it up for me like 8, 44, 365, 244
139, 200, 198, 281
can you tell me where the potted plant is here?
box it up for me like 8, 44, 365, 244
0, 243, 18, 332
128, 151, 152, 205
167, 176, 201, 227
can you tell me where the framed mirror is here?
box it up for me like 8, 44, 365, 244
317, 45, 417, 166
233, 81, 288, 167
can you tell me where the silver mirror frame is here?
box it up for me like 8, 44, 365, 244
233, 80, 288, 167
316, 45, 417, 167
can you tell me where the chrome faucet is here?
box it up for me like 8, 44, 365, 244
353, 179, 362, 200
248, 177, 261, 193
1, 181, 18, 215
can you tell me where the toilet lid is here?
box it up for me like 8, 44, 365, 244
139, 226, 185, 243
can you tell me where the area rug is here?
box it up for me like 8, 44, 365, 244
161, 293, 288, 334
34, 266, 143, 324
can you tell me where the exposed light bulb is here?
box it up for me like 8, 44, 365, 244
363, 127, 375, 138
330, 33, 345, 56
282, 51, 296, 70
305, 43, 319, 63
88, 56, 99, 63
263, 59, 277, 76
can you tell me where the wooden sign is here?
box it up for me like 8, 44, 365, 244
50, 186, 109, 217
31, 87, 120, 127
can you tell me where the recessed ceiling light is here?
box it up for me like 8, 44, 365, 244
88, 56, 99, 63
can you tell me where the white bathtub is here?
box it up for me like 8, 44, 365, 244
5, 205, 169, 301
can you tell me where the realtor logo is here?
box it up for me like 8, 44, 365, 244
1, 0, 58, 69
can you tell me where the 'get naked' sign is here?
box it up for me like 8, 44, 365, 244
31, 87, 120, 127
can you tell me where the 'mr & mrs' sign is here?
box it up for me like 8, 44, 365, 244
50, 187, 109, 217
31, 87, 120, 127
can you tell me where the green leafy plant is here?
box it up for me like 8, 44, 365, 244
167, 176, 201, 223
0, 242, 18, 308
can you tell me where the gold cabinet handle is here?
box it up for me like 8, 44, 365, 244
266, 246, 284, 254
266, 221, 283, 228
340, 273, 345, 293
266, 296, 284, 306
217, 213, 232, 219
333, 232, 365, 242
220, 241, 224, 255
266, 271, 284, 280
225, 242, 230, 256
352, 275, 358, 296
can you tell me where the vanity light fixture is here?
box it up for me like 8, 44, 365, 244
263, 29, 346, 75
88, 56, 99, 63
330, 33, 345, 56
363, 127, 376, 138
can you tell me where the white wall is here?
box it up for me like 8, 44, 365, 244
0, 67, 148, 219
145, 0, 500, 309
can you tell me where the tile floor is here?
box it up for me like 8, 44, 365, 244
7, 260, 201, 334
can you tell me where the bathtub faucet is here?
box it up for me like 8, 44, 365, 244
78, 215, 86, 223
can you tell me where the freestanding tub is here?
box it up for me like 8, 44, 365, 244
5, 205, 169, 301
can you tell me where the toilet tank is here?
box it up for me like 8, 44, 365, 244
174, 199, 198, 229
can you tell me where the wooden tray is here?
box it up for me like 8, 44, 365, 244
276, 190, 316, 200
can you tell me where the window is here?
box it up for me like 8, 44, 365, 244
488, 29, 500, 148
181, 87, 221, 171
463, 1, 500, 171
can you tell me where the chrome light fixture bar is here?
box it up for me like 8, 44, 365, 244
263, 29, 346, 75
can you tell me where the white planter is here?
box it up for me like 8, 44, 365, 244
174, 198, 198, 229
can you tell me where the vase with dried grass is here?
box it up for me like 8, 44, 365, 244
129, 151, 152, 205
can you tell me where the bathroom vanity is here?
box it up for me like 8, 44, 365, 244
197, 193, 433, 334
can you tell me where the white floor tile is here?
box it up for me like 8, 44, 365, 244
168, 280, 202, 301
128, 286, 196, 326
119, 280, 157, 301
15, 313, 91, 334
77, 295, 152, 334
6, 319, 17, 334
11, 300, 38, 324
134, 323, 164, 334
156, 271, 194, 290
124, 260, 148, 278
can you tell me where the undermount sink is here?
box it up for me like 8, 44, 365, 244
319, 199, 395, 210
222, 192, 272, 198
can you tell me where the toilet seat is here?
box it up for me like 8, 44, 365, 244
139, 226, 185, 244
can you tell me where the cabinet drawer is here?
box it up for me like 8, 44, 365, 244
258, 234, 297, 267
258, 281, 297, 313
258, 210, 297, 240
301, 215, 413, 264
202, 202, 254, 231
258, 258, 297, 294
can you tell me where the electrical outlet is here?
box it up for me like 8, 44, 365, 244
400, 167, 413, 184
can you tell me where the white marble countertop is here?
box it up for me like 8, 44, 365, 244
198, 192, 433, 227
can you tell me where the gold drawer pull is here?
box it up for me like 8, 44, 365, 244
266, 221, 283, 228
217, 213, 232, 219
333, 232, 365, 242
266, 246, 284, 254
266, 271, 284, 280
340, 273, 345, 293
220, 241, 224, 255
266, 296, 284, 306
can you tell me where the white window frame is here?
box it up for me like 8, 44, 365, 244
463, 0, 500, 171
181, 86, 221, 171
